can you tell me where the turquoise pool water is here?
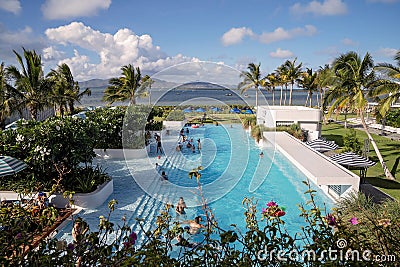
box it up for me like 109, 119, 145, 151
55, 124, 334, 246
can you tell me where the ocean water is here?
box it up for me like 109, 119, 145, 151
80, 87, 322, 107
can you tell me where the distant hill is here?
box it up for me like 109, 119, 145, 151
78, 79, 109, 88
78, 79, 234, 90
78, 78, 180, 89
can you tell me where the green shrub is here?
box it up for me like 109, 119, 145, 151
343, 128, 362, 154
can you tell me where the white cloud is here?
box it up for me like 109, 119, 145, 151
41, 0, 111, 20
45, 22, 199, 81
341, 38, 358, 46
0, 0, 21, 14
42, 46, 65, 61
221, 25, 317, 46
290, 0, 347, 16
0, 25, 46, 60
269, 48, 294, 58
376, 47, 398, 58
221, 27, 254, 46
258, 25, 317, 44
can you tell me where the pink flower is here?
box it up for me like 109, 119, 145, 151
325, 214, 336, 226
262, 208, 267, 214
125, 232, 137, 247
67, 243, 75, 251
349, 217, 359, 225
267, 201, 277, 207
274, 210, 286, 217
129, 232, 137, 243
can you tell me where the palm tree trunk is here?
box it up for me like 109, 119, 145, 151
272, 88, 275, 105
255, 86, 259, 109
284, 85, 287, 106
29, 106, 37, 120
280, 86, 283, 106
309, 92, 312, 107
289, 83, 293, 106
359, 110, 395, 180
305, 94, 309, 107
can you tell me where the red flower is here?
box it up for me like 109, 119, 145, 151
274, 210, 286, 217
267, 201, 277, 207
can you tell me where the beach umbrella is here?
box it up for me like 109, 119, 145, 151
241, 109, 254, 114
0, 156, 28, 177
330, 152, 376, 169
211, 107, 222, 112
195, 107, 206, 113
183, 107, 193, 113
305, 139, 338, 152
230, 107, 241, 114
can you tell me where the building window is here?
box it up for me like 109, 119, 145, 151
329, 185, 341, 196
276, 121, 294, 126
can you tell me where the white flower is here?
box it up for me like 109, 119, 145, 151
16, 134, 24, 142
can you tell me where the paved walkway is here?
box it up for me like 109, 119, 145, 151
359, 183, 394, 203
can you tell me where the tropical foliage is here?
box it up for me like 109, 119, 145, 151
323, 51, 395, 180
103, 64, 149, 105
6, 48, 52, 121
1, 180, 399, 266
342, 128, 362, 154
238, 63, 265, 108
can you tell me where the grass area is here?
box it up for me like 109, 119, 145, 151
322, 123, 400, 200
185, 113, 253, 124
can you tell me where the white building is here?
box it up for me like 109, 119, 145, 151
256, 105, 322, 141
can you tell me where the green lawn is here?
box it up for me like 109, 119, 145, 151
322, 123, 400, 200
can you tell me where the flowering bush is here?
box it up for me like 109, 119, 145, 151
0, 180, 399, 266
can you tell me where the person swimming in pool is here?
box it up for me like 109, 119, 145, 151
175, 197, 187, 216
183, 216, 205, 235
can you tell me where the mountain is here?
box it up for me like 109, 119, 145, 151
78, 79, 109, 88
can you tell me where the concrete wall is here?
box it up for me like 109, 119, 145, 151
94, 148, 150, 159
48, 179, 113, 209
257, 106, 322, 141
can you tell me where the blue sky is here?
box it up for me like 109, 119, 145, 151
0, 0, 399, 82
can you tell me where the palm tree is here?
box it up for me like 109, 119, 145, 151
371, 51, 400, 118
284, 58, 303, 106
142, 75, 154, 105
317, 64, 335, 108
0, 62, 18, 129
103, 64, 148, 105
47, 63, 90, 116
324, 51, 395, 180
298, 68, 318, 107
6, 48, 52, 120
276, 65, 289, 106
238, 63, 265, 110
266, 73, 279, 105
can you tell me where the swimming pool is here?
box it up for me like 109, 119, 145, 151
55, 124, 333, 245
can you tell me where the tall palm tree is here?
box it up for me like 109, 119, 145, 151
103, 64, 148, 105
284, 58, 303, 106
266, 73, 279, 106
142, 75, 154, 105
317, 64, 335, 108
324, 51, 395, 180
6, 48, 52, 120
298, 68, 318, 107
371, 51, 400, 118
276, 65, 289, 106
238, 63, 265, 110
47, 63, 90, 116
0, 62, 18, 129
